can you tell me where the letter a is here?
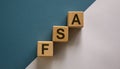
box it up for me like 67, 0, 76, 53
72, 14, 81, 25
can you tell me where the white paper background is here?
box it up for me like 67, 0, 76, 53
26, 0, 120, 69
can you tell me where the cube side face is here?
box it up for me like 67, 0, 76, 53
53, 26, 68, 42
37, 41, 53, 57
68, 11, 84, 28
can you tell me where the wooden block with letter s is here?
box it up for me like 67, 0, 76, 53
37, 41, 53, 57
68, 11, 84, 28
52, 26, 69, 42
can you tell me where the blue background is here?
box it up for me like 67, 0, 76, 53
0, 0, 95, 69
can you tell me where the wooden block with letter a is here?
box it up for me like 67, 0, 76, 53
37, 41, 53, 56
53, 26, 68, 42
68, 11, 84, 28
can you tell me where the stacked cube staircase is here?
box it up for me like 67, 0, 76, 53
37, 11, 84, 57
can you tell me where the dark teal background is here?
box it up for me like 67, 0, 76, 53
0, 0, 95, 69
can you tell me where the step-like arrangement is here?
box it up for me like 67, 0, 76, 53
37, 11, 84, 56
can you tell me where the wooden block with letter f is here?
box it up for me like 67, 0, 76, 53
53, 26, 69, 42
37, 41, 53, 56
68, 11, 84, 28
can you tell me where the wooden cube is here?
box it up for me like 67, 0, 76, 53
53, 26, 68, 42
68, 11, 84, 28
37, 41, 53, 56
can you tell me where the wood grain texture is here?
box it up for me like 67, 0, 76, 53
53, 26, 69, 42
37, 41, 53, 56
68, 11, 84, 28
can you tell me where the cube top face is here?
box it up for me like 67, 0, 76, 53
53, 26, 68, 42
68, 11, 84, 28
38, 41, 52, 44
37, 41, 53, 57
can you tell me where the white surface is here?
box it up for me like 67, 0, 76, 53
26, 0, 120, 69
